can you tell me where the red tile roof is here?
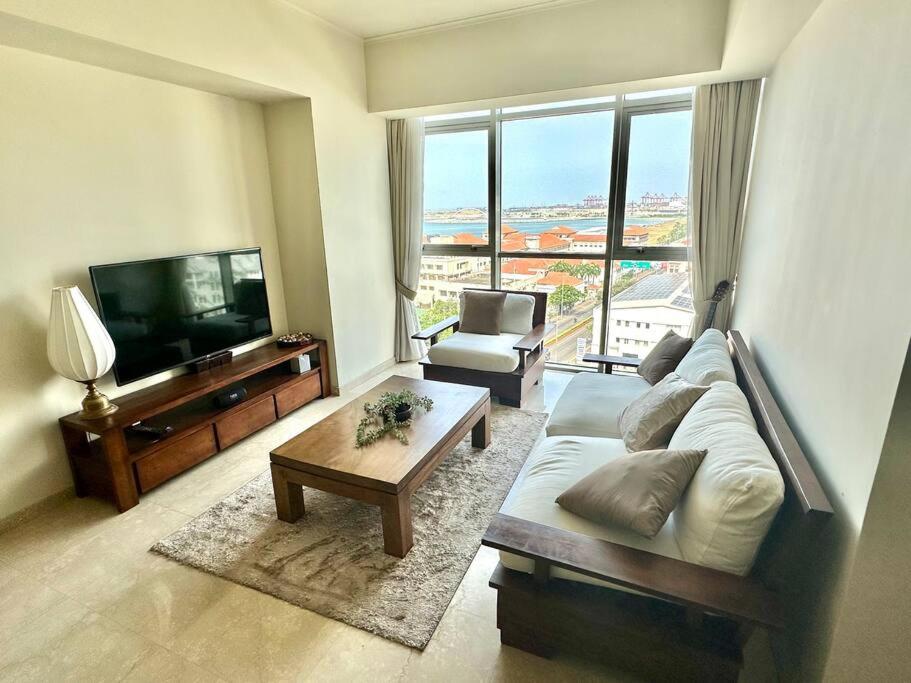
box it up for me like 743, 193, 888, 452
500, 258, 553, 276
537, 272, 583, 286
572, 233, 608, 243
547, 225, 578, 236
451, 232, 486, 245
501, 234, 527, 250
501, 224, 519, 235
625, 226, 648, 236
537, 234, 572, 250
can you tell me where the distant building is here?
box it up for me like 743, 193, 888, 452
622, 226, 648, 247
416, 254, 488, 306
501, 233, 527, 251
593, 271, 694, 359
536, 233, 573, 251
570, 233, 608, 253
582, 194, 607, 208
535, 271, 585, 294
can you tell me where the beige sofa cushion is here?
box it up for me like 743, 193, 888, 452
637, 330, 693, 385
500, 435, 685, 589
668, 381, 785, 575
426, 331, 524, 373
459, 290, 506, 335
557, 448, 707, 538
545, 372, 651, 439
675, 329, 737, 386
619, 373, 710, 451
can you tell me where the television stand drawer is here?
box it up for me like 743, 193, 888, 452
215, 394, 277, 449
134, 426, 218, 492
275, 372, 322, 417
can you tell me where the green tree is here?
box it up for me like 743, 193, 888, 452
656, 221, 687, 245
546, 260, 575, 274
417, 299, 459, 340
548, 284, 584, 316
574, 262, 601, 283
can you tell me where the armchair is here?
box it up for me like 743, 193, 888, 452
413, 289, 551, 408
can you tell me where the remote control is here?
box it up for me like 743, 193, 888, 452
128, 422, 174, 438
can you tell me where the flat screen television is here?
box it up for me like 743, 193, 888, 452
90, 248, 272, 385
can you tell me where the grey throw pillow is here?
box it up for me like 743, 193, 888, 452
637, 330, 693, 385
556, 449, 707, 538
459, 290, 507, 335
619, 373, 709, 451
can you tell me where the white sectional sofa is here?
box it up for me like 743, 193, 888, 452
482, 330, 834, 681
502, 330, 785, 583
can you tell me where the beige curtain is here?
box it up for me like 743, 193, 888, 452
688, 79, 762, 334
388, 118, 427, 361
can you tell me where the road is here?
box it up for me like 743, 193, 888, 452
544, 300, 599, 365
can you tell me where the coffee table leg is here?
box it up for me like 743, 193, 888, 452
381, 494, 413, 558
271, 464, 305, 522
471, 401, 491, 449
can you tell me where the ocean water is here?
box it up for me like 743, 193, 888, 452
423, 216, 678, 237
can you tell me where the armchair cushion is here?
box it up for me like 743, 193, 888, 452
459, 290, 506, 335
460, 292, 535, 335
426, 331, 524, 373
501, 293, 536, 335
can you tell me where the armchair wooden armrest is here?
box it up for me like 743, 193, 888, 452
582, 353, 641, 374
412, 315, 459, 345
482, 513, 783, 629
513, 323, 552, 353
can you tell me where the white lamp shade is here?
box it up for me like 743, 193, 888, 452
47, 286, 116, 382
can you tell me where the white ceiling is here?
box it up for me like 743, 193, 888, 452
285, 0, 579, 39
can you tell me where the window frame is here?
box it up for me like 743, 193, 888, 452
421, 89, 693, 370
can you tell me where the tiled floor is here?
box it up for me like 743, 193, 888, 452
0, 366, 774, 681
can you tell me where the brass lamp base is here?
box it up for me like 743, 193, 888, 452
79, 380, 118, 420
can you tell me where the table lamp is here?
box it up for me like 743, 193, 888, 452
47, 285, 118, 419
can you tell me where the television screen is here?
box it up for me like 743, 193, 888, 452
90, 248, 272, 385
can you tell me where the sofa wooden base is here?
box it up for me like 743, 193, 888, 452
418, 350, 544, 408
489, 563, 744, 682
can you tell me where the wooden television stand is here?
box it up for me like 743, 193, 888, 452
59, 340, 330, 513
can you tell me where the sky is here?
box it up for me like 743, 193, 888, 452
423, 109, 692, 211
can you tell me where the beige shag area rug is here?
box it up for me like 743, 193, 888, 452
152, 404, 546, 649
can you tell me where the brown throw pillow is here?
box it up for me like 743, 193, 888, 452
556, 449, 707, 538
459, 290, 507, 335
619, 373, 709, 451
637, 330, 693, 385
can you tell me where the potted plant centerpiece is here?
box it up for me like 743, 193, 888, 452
355, 389, 434, 448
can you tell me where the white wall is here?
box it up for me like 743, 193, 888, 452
365, 0, 728, 113
0, 0, 396, 388
0, 46, 287, 520
263, 99, 339, 386
0, 0, 395, 520
732, 0, 911, 677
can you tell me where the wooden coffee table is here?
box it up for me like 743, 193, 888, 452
269, 375, 491, 558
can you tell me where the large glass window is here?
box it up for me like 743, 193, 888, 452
622, 109, 692, 247
500, 257, 605, 365
602, 260, 694, 359
500, 111, 613, 254
421, 88, 693, 369
423, 129, 489, 245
